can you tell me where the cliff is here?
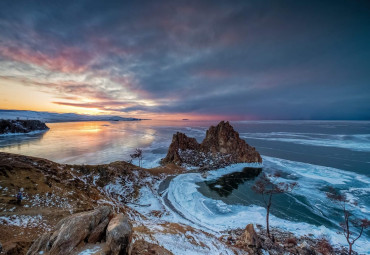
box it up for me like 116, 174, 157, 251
161, 121, 262, 169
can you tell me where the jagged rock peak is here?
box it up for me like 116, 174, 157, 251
161, 121, 262, 169
201, 121, 262, 163
161, 132, 200, 165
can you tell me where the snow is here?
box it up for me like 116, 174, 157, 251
163, 159, 370, 254
0, 214, 50, 230
132, 220, 243, 255
77, 245, 103, 255
29, 193, 73, 209
240, 132, 370, 152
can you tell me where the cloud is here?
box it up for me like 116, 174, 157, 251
0, 0, 369, 119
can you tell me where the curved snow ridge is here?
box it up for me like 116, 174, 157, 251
240, 132, 370, 152
166, 160, 370, 254
263, 156, 370, 185
262, 156, 370, 222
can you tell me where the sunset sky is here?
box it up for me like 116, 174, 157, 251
0, 0, 370, 120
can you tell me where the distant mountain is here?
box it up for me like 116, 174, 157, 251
0, 110, 141, 123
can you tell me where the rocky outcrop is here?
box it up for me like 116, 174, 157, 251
161, 121, 262, 169
161, 132, 200, 165
1, 241, 31, 255
0, 119, 49, 135
26, 207, 133, 255
130, 240, 173, 255
241, 224, 261, 248
106, 214, 132, 255
200, 121, 262, 163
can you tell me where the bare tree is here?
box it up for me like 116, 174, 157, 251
252, 172, 297, 238
130, 148, 143, 167
326, 187, 369, 255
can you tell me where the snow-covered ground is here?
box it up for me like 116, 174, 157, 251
128, 158, 370, 254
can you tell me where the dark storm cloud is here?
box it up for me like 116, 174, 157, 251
0, 0, 370, 119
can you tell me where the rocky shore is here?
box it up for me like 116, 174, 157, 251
0, 151, 349, 255
0, 121, 357, 254
0, 120, 49, 135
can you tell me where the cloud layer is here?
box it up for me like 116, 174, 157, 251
1, 0, 370, 119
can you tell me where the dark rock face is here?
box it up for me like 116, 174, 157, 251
242, 224, 261, 248
161, 132, 200, 165
0, 120, 49, 135
106, 214, 132, 255
201, 121, 262, 163
27, 207, 115, 255
130, 240, 173, 255
161, 121, 262, 169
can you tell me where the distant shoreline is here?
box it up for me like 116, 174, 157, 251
0, 109, 142, 123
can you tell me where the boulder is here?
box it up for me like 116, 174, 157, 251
27, 207, 112, 255
106, 214, 132, 255
88, 218, 110, 244
130, 240, 173, 255
242, 224, 261, 248
2, 241, 30, 255
161, 121, 262, 169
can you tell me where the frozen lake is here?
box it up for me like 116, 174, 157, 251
1, 120, 369, 252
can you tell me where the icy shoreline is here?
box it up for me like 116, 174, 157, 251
158, 159, 370, 254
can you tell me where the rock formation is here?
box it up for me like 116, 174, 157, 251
0, 119, 49, 135
161, 121, 262, 169
200, 121, 262, 163
161, 132, 200, 165
27, 207, 132, 255
106, 214, 132, 255
130, 240, 173, 255
241, 224, 261, 248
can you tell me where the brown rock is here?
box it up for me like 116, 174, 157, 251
106, 214, 132, 255
130, 240, 173, 255
3, 241, 30, 255
88, 218, 110, 244
161, 132, 200, 165
161, 121, 262, 169
242, 224, 261, 248
27, 207, 112, 255
201, 121, 262, 163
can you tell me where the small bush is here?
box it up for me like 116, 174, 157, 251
316, 237, 334, 255
285, 237, 297, 246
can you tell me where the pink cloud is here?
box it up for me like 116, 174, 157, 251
0, 45, 92, 74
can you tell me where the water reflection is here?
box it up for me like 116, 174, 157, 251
205, 167, 262, 197
0, 121, 160, 164
0, 131, 48, 150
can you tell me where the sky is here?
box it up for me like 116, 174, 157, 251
0, 0, 370, 120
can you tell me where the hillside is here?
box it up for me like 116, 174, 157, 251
0, 151, 348, 255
